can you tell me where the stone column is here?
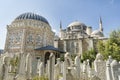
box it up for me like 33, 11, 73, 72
48, 53, 55, 80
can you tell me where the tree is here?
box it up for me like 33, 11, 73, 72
81, 48, 97, 66
97, 29, 120, 61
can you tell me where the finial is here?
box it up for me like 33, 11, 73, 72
99, 16, 103, 32
60, 20, 62, 29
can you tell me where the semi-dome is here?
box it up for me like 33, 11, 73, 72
91, 30, 104, 37
15, 12, 49, 24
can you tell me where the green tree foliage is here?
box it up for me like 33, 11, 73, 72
81, 49, 97, 66
97, 29, 120, 61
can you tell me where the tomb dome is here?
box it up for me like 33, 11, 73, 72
13, 12, 49, 25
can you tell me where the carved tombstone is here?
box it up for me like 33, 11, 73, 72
94, 53, 106, 80
48, 53, 55, 80
74, 56, 80, 80
106, 56, 113, 80
15, 53, 26, 80
39, 62, 44, 77
111, 60, 120, 80
66, 68, 74, 80
25, 53, 32, 79
54, 58, 61, 80
64, 52, 73, 67
3, 57, 10, 80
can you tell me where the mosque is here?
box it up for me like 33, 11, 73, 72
4, 12, 107, 57
55, 17, 107, 56
0, 12, 107, 80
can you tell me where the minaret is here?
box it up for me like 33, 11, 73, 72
59, 21, 62, 38
60, 21, 62, 30
99, 17, 103, 32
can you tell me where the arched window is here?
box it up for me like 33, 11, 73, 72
36, 35, 41, 44
27, 34, 33, 43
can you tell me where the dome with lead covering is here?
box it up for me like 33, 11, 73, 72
91, 30, 104, 37
68, 21, 87, 31
15, 12, 49, 24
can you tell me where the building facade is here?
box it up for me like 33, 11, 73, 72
4, 13, 54, 54
54, 18, 107, 56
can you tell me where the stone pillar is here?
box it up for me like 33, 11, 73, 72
3, 57, 10, 80
94, 53, 106, 80
54, 58, 61, 80
48, 53, 55, 80
74, 56, 80, 80
106, 58, 113, 80
86, 59, 90, 75
37, 58, 41, 75
64, 52, 73, 67
83, 61, 87, 73
16, 54, 26, 80
39, 62, 44, 77
111, 60, 119, 80
26, 53, 32, 79
63, 61, 66, 80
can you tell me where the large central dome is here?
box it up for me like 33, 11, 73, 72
15, 12, 49, 24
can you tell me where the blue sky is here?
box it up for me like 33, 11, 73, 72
0, 0, 120, 49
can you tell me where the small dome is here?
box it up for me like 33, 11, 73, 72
15, 12, 49, 24
91, 30, 104, 37
68, 21, 87, 31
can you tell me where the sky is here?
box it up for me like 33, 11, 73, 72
0, 0, 120, 49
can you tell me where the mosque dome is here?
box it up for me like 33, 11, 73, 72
15, 12, 49, 24
68, 21, 87, 31
91, 30, 104, 37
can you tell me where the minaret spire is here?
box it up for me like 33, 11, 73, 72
99, 16, 103, 32
60, 21, 62, 30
